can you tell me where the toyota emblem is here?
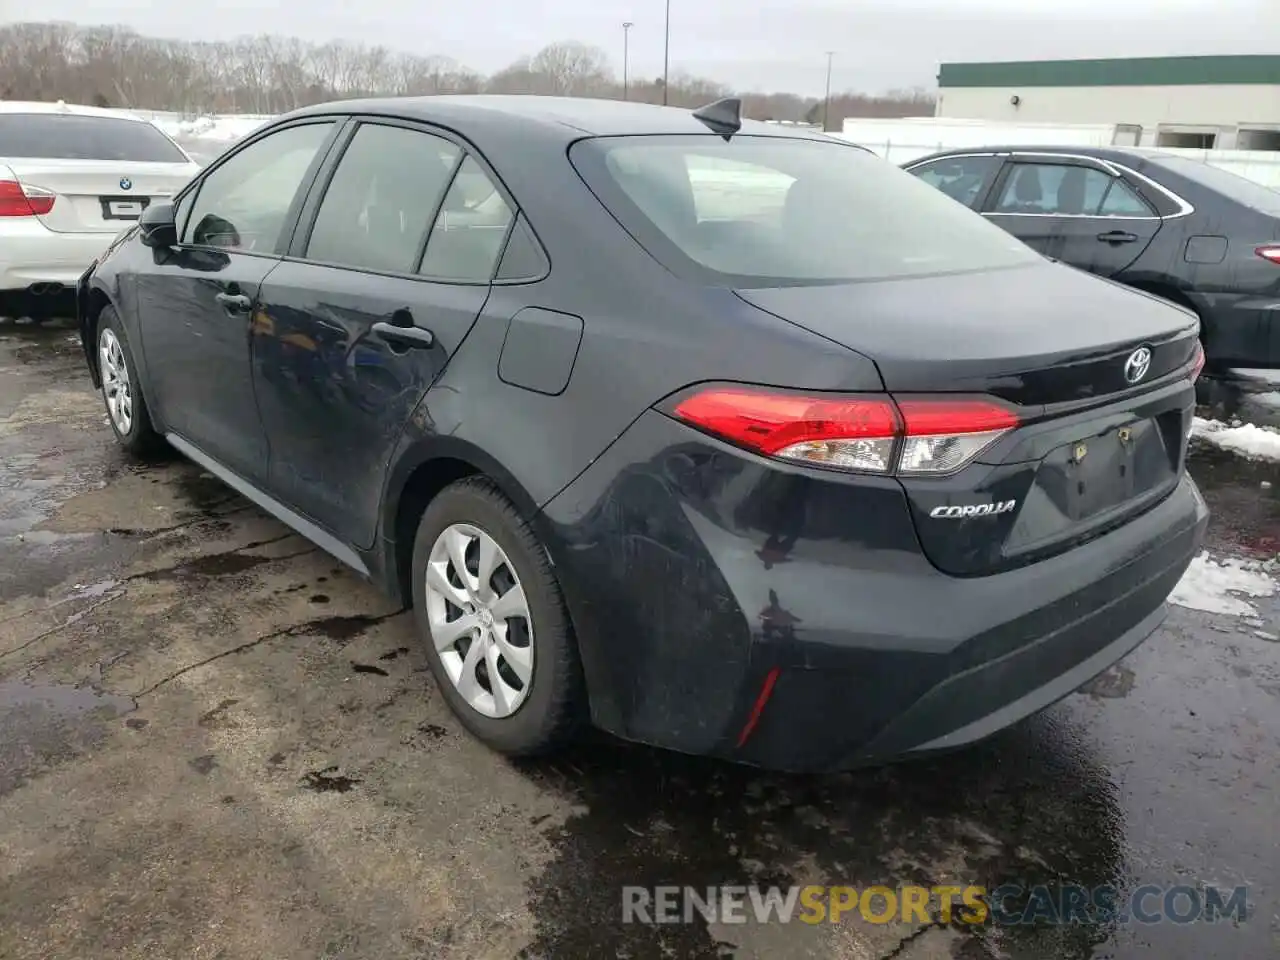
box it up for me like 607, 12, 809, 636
119, 177, 132, 191
1124, 346, 1152, 384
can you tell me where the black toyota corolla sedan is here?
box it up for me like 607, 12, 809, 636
77, 96, 1208, 771
905, 145, 1280, 389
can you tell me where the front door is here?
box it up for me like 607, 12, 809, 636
983, 158, 1162, 278
252, 120, 517, 548
134, 119, 340, 482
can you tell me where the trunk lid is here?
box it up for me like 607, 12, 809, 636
737, 261, 1200, 575
0, 159, 197, 233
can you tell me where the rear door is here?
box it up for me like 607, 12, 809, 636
0, 113, 197, 233
982, 155, 1162, 277
253, 118, 515, 548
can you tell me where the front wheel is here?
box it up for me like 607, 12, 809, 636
411, 477, 583, 756
97, 307, 164, 457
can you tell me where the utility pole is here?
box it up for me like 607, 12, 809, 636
623, 22, 633, 100
662, 0, 671, 105
822, 51, 835, 132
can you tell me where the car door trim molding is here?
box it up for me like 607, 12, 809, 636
165, 431, 370, 576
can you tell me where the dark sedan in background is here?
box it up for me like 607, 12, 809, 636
77, 96, 1206, 772
905, 146, 1280, 390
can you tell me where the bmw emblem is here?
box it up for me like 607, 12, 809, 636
1123, 346, 1152, 384
119, 177, 132, 191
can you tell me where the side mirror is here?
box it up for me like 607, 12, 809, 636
139, 202, 177, 248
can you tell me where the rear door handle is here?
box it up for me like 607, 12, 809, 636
215, 292, 252, 313
1097, 230, 1139, 244
372, 319, 435, 349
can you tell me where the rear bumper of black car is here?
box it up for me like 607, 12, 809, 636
541, 409, 1208, 772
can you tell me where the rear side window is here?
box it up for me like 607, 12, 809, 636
305, 124, 461, 274
909, 156, 1002, 209
0, 114, 187, 162
992, 163, 1113, 216
184, 121, 335, 253
419, 156, 514, 282
571, 135, 1037, 286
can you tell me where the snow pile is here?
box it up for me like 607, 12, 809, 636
1169, 552, 1277, 617
150, 114, 274, 143
1191, 416, 1280, 462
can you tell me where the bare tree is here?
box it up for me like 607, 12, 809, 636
0, 21, 935, 121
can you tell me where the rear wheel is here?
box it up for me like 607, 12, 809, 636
411, 477, 582, 755
98, 307, 164, 457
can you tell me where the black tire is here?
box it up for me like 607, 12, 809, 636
96, 306, 165, 458
411, 477, 582, 756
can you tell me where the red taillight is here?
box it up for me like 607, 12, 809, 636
1190, 341, 1205, 382
0, 179, 54, 217
672, 387, 1020, 475
1256, 245, 1280, 265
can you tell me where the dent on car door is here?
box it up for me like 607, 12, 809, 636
252, 120, 516, 548
983, 160, 1161, 278
133, 119, 340, 482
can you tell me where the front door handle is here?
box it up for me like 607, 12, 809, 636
1097, 230, 1139, 244
372, 319, 435, 349
215, 292, 252, 313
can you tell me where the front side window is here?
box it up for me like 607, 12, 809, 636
909, 156, 1003, 209
570, 135, 1037, 287
183, 122, 335, 253
306, 124, 461, 274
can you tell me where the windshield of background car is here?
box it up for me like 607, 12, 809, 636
1150, 155, 1280, 215
570, 134, 1040, 287
0, 114, 188, 162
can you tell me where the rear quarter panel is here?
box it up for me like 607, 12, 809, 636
383, 126, 885, 521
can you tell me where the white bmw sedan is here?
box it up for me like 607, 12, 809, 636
0, 100, 200, 320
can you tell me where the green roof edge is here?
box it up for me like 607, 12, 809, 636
938, 55, 1280, 88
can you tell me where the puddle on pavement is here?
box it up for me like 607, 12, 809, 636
0, 679, 134, 715
0, 679, 136, 798
139, 551, 276, 582
1187, 449, 1280, 558
517, 713, 1125, 959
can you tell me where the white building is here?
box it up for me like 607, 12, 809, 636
935, 55, 1280, 150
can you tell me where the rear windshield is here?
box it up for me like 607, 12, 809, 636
1149, 155, 1280, 214
570, 134, 1038, 286
0, 114, 188, 163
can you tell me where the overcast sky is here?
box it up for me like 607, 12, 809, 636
13, 0, 1278, 95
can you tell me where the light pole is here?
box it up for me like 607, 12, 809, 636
662, 0, 671, 105
822, 51, 835, 131
623, 21, 633, 100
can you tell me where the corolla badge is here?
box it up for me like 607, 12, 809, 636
1124, 346, 1152, 384
930, 500, 1018, 519
119, 177, 132, 190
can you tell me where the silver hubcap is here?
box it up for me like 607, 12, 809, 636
424, 523, 533, 718
99, 328, 133, 435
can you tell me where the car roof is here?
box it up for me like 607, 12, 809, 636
287, 95, 832, 145
910, 145, 1182, 165
0, 100, 153, 123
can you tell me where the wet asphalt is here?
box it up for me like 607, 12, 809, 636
0, 318, 1276, 960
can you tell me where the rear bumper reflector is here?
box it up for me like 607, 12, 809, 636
735, 667, 781, 748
